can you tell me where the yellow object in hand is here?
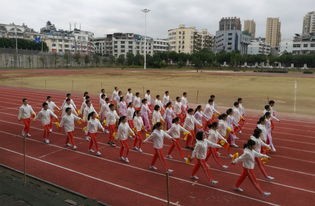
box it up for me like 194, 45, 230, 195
231, 152, 239, 161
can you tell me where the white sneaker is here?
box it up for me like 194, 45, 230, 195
267, 176, 275, 180
238, 130, 242, 134
120, 156, 126, 161
229, 154, 233, 158
26, 133, 31, 137
21, 131, 26, 137
231, 144, 239, 148
222, 165, 229, 169
44, 139, 50, 144
263, 192, 271, 196
73, 145, 77, 150
49, 129, 53, 132
124, 157, 130, 163
217, 152, 221, 157
235, 187, 244, 192
166, 155, 173, 159
167, 169, 174, 173
85, 136, 90, 141
149, 165, 158, 171
104, 129, 109, 134
138, 148, 143, 153
89, 149, 95, 153
191, 176, 199, 180
96, 151, 102, 156
133, 147, 139, 151
66, 143, 72, 147
210, 180, 218, 185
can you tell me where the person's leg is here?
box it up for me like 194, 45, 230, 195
157, 149, 168, 171
247, 169, 264, 194
200, 159, 212, 181
151, 149, 159, 166
235, 168, 248, 188
174, 139, 185, 159
69, 132, 75, 146
192, 159, 201, 176
255, 157, 269, 178
120, 140, 124, 157
205, 149, 212, 161
94, 134, 99, 151
211, 148, 224, 167
167, 140, 176, 155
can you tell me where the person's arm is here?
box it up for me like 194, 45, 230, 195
260, 139, 271, 149
128, 124, 135, 136
143, 132, 155, 143
217, 132, 227, 142
253, 150, 270, 159
30, 106, 36, 116
59, 116, 65, 128
98, 120, 105, 132
232, 152, 248, 164
18, 107, 22, 120
205, 139, 222, 148
193, 116, 202, 127
50, 110, 58, 120
179, 125, 189, 134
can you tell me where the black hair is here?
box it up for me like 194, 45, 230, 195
65, 107, 71, 113
128, 102, 133, 108
88, 112, 95, 120
146, 90, 150, 93
135, 92, 140, 96
165, 91, 169, 94
257, 116, 266, 124
85, 99, 90, 104
152, 122, 162, 131
66, 93, 71, 97
42, 102, 48, 107
265, 105, 270, 110
120, 96, 124, 102
196, 131, 204, 141
109, 104, 115, 109
101, 94, 105, 98
118, 91, 122, 95
264, 112, 271, 118
194, 105, 202, 113
154, 105, 160, 111
166, 102, 172, 107
269, 100, 275, 105
218, 113, 227, 120
105, 97, 109, 101
226, 108, 233, 115
83, 91, 89, 97
142, 98, 147, 104
66, 98, 71, 102
208, 98, 214, 103
22, 98, 27, 102
114, 86, 118, 90
176, 96, 180, 101
172, 117, 179, 123
253, 128, 262, 139
187, 108, 194, 113
101, 88, 105, 92
128, 88, 131, 92
210, 95, 215, 99
133, 110, 140, 118
46, 96, 51, 100
85, 95, 90, 100
183, 92, 187, 95
237, 97, 242, 102
233, 101, 239, 107
243, 139, 256, 149
208, 122, 218, 129
156, 94, 160, 98
118, 116, 126, 125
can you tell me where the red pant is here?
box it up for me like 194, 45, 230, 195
108, 124, 116, 141
66, 131, 75, 145
185, 130, 195, 147
192, 159, 213, 181
88, 133, 99, 151
120, 139, 129, 157
255, 157, 269, 178
128, 120, 134, 129
168, 138, 185, 159
43, 124, 50, 139
151, 148, 168, 171
133, 131, 144, 148
205, 148, 223, 167
22, 118, 31, 133
235, 168, 264, 194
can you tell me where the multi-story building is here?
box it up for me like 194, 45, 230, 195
279, 40, 293, 54
199, 29, 214, 50
94, 37, 106, 55
153, 39, 169, 53
302, 11, 315, 35
243, 20, 256, 39
0, 23, 38, 40
292, 34, 315, 54
247, 38, 271, 55
219, 17, 241, 31
265, 17, 281, 49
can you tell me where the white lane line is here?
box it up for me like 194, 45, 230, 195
38, 148, 65, 159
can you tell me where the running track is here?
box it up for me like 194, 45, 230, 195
0, 86, 314, 206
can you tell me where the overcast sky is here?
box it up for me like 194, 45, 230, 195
0, 0, 313, 39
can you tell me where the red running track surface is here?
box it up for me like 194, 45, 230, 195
0, 86, 314, 206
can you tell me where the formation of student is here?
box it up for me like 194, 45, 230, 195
18, 88, 280, 196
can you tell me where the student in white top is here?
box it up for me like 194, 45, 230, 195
133, 92, 141, 111
141, 98, 152, 131
264, 112, 276, 152
117, 116, 135, 163
111, 87, 119, 105
232, 102, 243, 133
87, 112, 104, 156
256, 116, 268, 143
99, 89, 107, 103
232, 139, 271, 196
166, 117, 189, 161
269, 100, 280, 122
205, 122, 229, 169
126, 88, 133, 104
250, 128, 274, 180
237, 98, 245, 116
34, 102, 58, 144
174, 97, 185, 123
226, 108, 239, 148
133, 110, 145, 152
191, 131, 222, 184
61, 98, 78, 117
46, 96, 60, 112
126, 102, 135, 129
181, 92, 188, 112
144, 90, 153, 109
184, 108, 202, 149
80, 95, 90, 115
82, 100, 96, 122
217, 113, 229, 139
144, 122, 174, 173
61, 93, 77, 111
203, 99, 215, 129
99, 94, 106, 107
82, 91, 89, 101
18, 98, 36, 137
99, 97, 110, 122
106, 104, 120, 146
118, 96, 127, 117
209, 95, 220, 115
152, 105, 165, 126
162, 91, 170, 106
154, 95, 165, 114
60, 107, 82, 150
194, 105, 207, 131
163, 102, 176, 130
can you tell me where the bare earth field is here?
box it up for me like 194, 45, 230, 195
0, 68, 314, 118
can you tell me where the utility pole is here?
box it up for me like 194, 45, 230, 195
141, 8, 150, 70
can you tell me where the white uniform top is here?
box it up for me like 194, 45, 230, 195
145, 129, 172, 149
265, 118, 272, 135
118, 101, 127, 116
46, 101, 58, 112
140, 103, 151, 116
61, 103, 78, 117
127, 107, 135, 121
207, 129, 226, 143
35, 109, 57, 126
144, 93, 152, 105
133, 97, 141, 108
106, 110, 119, 126
232, 106, 242, 123
152, 110, 163, 125
99, 92, 107, 100
83, 105, 96, 122
181, 96, 188, 109
99, 103, 110, 118
203, 103, 213, 121
133, 116, 144, 132
18, 104, 35, 120
227, 115, 238, 128
112, 90, 119, 102
126, 92, 133, 104
194, 111, 205, 123
80, 101, 87, 114
250, 135, 269, 153
163, 94, 170, 106
192, 139, 221, 160
174, 101, 182, 115
163, 107, 175, 120
60, 113, 81, 132
233, 148, 269, 169
117, 122, 135, 141
154, 99, 164, 109
270, 107, 280, 121
62, 98, 76, 110
257, 123, 268, 142
210, 104, 219, 114
218, 119, 228, 137
238, 103, 245, 116
99, 98, 106, 106
184, 114, 202, 131
87, 118, 104, 133
167, 123, 189, 139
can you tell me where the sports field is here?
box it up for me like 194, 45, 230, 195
0, 68, 315, 117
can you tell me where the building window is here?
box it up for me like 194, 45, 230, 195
303, 44, 308, 47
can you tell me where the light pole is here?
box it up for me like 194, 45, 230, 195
15, 24, 18, 68
141, 8, 150, 70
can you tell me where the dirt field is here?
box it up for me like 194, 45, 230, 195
0, 68, 314, 117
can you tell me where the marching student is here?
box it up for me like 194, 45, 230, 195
217, 113, 229, 140
144, 90, 153, 109
105, 104, 120, 147
152, 105, 164, 126
117, 116, 135, 163
232, 102, 243, 133
205, 122, 229, 169
34, 102, 58, 144
99, 97, 110, 122
80, 95, 90, 115
163, 91, 170, 106
99, 89, 107, 102
126, 88, 133, 104
118, 96, 127, 117
250, 128, 274, 180
133, 92, 141, 111
133, 110, 145, 152
154, 95, 165, 114
163, 102, 176, 130
61, 93, 77, 111
237, 98, 245, 116
18, 98, 36, 137
87, 111, 104, 156
209, 95, 220, 120
46, 96, 60, 112
111, 86, 119, 104
184, 108, 202, 150
174, 97, 184, 123
100, 94, 106, 106
126, 102, 135, 129
194, 105, 206, 131
181, 92, 188, 112
60, 107, 82, 150
264, 112, 276, 152
83, 91, 89, 101
141, 98, 152, 131
269, 100, 280, 122
203, 99, 215, 129
82, 99, 96, 122
144, 122, 174, 173
232, 139, 271, 196
166, 117, 189, 161
191, 131, 221, 184
256, 116, 268, 143
61, 98, 78, 117
226, 108, 239, 148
